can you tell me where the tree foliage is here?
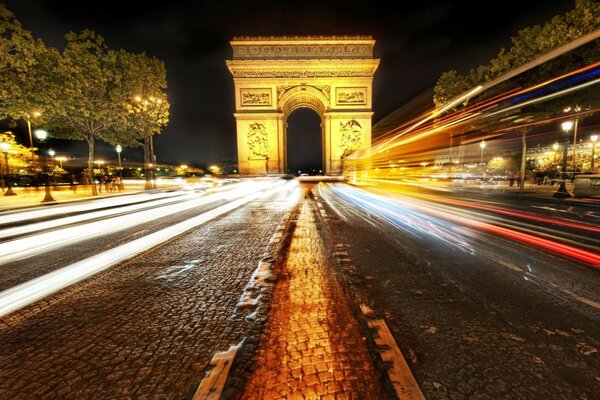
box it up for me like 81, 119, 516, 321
0, 5, 171, 194
433, 0, 600, 108
0, 5, 47, 121
0, 130, 33, 171
119, 50, 170, 185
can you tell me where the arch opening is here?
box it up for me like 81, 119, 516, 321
286, 108, 323, 175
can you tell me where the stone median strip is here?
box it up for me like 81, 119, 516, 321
194, 198, 300, 400
241, 196, 385, 399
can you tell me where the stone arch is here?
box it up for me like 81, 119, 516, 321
227, 36, 379, 175
279, 86, 329, 118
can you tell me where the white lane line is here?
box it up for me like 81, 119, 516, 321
0, 183, 281, 317
193, 342, 241, 400
366, 317, 426, 400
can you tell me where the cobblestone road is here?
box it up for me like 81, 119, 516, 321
242, 193, 384, 399
318, 183, 600, 400
0, 191, 292, 399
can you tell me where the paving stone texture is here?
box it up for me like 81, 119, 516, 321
242, 197, 384, 400
0, 193, 291, 399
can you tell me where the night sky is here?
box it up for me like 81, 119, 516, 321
4, 0, 575, 169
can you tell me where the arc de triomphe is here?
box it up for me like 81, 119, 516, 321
227, 36, 379, 175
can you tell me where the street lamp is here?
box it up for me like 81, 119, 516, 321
25, 111, 41, 170
0, 142, 16, 196
116, 144, 123, 180
479, 140, 487, 177
48, 149, 56, 168
591, 134, 598, 172
34, 129, 55, 202
554, 121, 573, 198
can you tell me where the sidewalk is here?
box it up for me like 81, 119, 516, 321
241, 197, 384, 399
452, 181, 600, 204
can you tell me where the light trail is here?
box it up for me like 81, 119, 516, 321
0, 181, 276, 265
0, 191, 201, 240
357, 178, 600, 234
0, 190, 185, 226
0, 179, 296, 317
325, 184, 600, 268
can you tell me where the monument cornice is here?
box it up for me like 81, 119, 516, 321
227, 59, 379, 78
230, 36, 376, 59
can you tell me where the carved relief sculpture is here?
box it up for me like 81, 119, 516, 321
336, 88, 367, 105
339, 120, 363, 157
247, 123, 269, 159
241, 88, 272, 106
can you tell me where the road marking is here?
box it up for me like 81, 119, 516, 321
193, 343, 239, 400
364, 313, 426, 400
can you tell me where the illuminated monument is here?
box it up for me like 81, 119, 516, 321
227, 36, 379, 175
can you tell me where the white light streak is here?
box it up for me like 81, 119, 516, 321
0, 180, 288, 317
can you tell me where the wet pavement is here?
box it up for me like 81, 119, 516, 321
0, 189, 293, 399
317, 182, 600, 400
242, 193, 384, 399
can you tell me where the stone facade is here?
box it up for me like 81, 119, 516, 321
227, 36, 379, 175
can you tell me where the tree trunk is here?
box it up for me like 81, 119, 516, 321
144, 137, 152, 190
519, 132, 527, 191
86, 134, 97, 196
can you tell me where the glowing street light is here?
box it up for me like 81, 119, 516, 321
554, 121, 573, 198
48, 149, 56, 167
25, 111, 41, 169
34, 129, 55, 202
116, 144, 123, 180
591, 134, 598, 172
0, 141, 16, 196
479, 140, 487, 176
552, 142, 559, 163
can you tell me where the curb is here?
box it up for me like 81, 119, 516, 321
311, 186, 425, 400
194, 200, 301, 400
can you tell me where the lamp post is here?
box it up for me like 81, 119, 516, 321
25, 111, 41, 170
590, 134, 598, 173
48, 149, 55, 168
116, 145, 123, 180
552, 142, 559, 163
34, 129, 55, 202
554, 121, 573, 198
479, 140, 487, 177
0, 142, 16, 196
564, 106, 581, 173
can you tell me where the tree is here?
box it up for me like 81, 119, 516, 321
433, 0, 600, 190
119, 51, 169, 189
0, 5, 43, 120
0, 130, 32, 171
43, 30, 126, 195
434, 0, 600, 108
